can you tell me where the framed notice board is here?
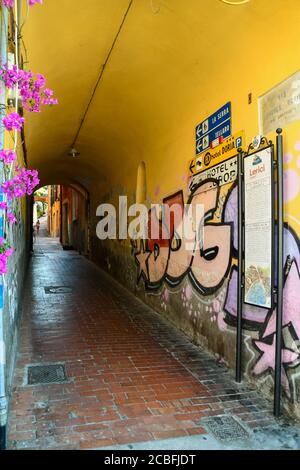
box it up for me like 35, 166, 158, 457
243, 145, 275, 309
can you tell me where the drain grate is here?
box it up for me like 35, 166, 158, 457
27, 363, 68, 385
201, 415, 250, 441
44, 286, 73, 294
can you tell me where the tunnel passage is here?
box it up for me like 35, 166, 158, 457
33, 184, 90, 256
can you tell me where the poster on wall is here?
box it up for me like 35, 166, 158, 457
258, 69, 300, 135
244, 146, 274, 309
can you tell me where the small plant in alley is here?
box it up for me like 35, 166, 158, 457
0, 0, 57, 274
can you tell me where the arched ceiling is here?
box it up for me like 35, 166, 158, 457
22, 0, 299, 191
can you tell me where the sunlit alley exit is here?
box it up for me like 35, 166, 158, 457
1, 0, 300, 454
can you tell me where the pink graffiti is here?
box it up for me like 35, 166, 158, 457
284, 169, 300, 202
154, 185, 161, 197
185, 284, 193, 301
253, 335, 299, 397
284, 152, 293, 164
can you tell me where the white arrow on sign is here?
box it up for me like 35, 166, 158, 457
196, 140, 202, 153
196, 125, 201, 138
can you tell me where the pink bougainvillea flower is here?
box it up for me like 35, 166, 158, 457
5, 248, 14, 257
41, 97, 58, 106
2, 168, 40, 200
0, 202, 8, 210
2, 112, 24, 132
0, 149, 17, 164
0, 254, 8, 274
28, 0, 43, 6
2, 0, 42, 7
2, 0, 14, 8
0, 239, 13, 275
7, 212, 17, 225
0, 65, 58, 112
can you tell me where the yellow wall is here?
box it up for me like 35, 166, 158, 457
49, 200, 60, 238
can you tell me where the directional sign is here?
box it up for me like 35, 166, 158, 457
196, 122, 231, 155
189, 130, 245, 175
195, 102, 231, 155
189, 156, 238, 193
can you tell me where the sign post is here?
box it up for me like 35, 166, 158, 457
274, 128, 284, 417
236, 148, 244, 383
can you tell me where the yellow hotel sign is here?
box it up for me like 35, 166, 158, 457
189, 131, 245, 175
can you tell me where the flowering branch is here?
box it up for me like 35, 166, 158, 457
0, 0, 56, 275
0, 65, 58, 112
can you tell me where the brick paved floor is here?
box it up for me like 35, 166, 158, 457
7, 234, 282, 450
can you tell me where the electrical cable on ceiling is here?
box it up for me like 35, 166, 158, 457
70, 0, 134, 150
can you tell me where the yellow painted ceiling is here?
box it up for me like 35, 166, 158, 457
22, 0, 300, 195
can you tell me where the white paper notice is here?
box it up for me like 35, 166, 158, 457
244, 147, 273, 309
259, 70, 300, 135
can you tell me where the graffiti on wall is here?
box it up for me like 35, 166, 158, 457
133, 144, 300, 401
135, 179, 233, 294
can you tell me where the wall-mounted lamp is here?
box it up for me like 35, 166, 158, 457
68, 148, 80, 158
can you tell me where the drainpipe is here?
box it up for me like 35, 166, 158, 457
0, 5, 9, 451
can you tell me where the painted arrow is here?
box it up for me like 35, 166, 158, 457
189, 161, 195, 173
196, 125, 202, 138
196, 140, 202, 153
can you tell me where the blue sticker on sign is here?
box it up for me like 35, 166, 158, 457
195, 102, 231, 141
196, 122, 231, 155
235, 136, 243, 149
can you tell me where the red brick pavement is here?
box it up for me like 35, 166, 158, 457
7, 237, 275, 450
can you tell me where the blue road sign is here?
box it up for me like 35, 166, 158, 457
196, 121, 231, 155
235, 135, 243, 149
195, 102, 231, 140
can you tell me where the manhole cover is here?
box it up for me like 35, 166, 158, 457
27, 364, 68, 385
44, 286, 73, 294
201, 415, 250, 441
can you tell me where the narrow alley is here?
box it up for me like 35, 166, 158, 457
1, 0, 300, 456
7, 226, 300, 450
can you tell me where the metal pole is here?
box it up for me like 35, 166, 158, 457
274, 128, 284, 417
236, 148, 244, 382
